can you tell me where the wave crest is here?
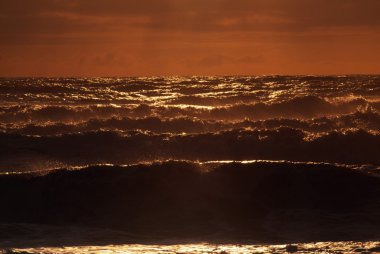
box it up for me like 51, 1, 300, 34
1, 161, 379, 241
1, 128, 380, 172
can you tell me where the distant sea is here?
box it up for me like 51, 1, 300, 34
1, 76, 380, 253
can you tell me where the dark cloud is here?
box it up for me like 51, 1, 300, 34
236, 55, 264, 64
93, 52, 128, 66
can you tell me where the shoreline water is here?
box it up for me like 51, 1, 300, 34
3, 241, 380, 254
1, 161, 380, 249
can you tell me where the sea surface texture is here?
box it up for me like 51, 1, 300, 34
1, 76, 380, 253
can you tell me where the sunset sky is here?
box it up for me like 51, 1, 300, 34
0, 0, 379, 76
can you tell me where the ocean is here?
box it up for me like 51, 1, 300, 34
1, 76, 380, 253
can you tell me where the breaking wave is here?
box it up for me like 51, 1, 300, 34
1, 128, 380, 172
2, 76, 380, 245
1, 111, 380, 136
1, 161, 379, 242
0, 96, 379, 125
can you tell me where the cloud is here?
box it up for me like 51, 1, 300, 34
1, 0, 380, 44
0, 0, 379, 75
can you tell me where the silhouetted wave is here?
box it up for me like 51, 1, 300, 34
1, 161, 380, 243
1, 128, 380, 172
2, 111, 380, 136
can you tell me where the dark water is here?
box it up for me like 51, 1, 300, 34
1, 76, 380, 252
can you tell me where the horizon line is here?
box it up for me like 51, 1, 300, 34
1, 74, 380, 79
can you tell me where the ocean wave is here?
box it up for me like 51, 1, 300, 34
2, 77, 380, 245
2, 111, 380, 136
1, 128, 380, 172
0, 96, 378, 125
1, 161, 379, 242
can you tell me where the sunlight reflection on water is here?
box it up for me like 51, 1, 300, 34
6, 241, 380, 254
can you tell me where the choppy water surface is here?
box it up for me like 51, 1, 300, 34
1, 76, 380, 252
1, 76, 380, 172
1, 76, 380, 106
5, 241, 380, 254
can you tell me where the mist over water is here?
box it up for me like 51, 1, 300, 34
1, 76, 380, 252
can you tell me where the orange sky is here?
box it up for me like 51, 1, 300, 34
0, 0, 379, 76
